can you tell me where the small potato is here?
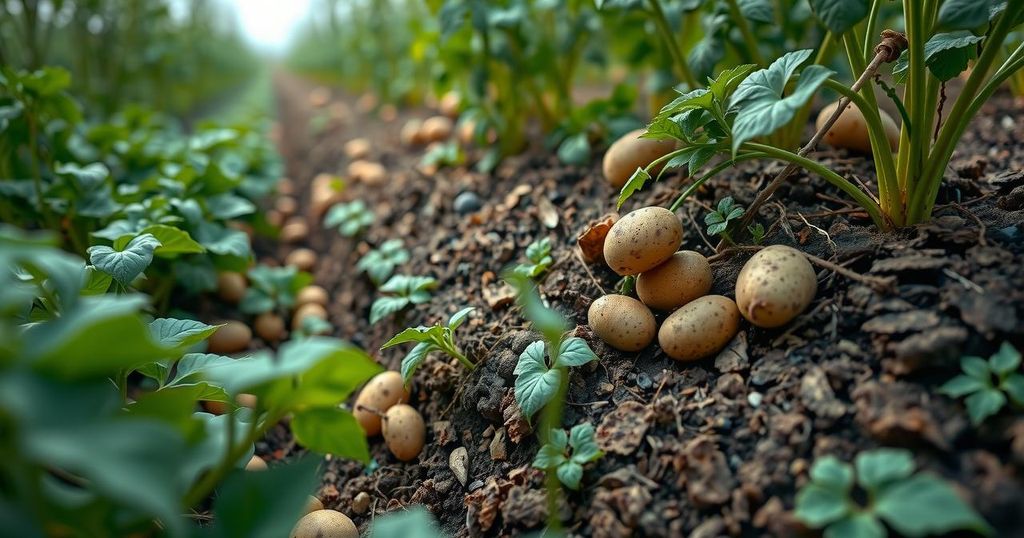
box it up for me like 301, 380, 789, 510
254, 312, 286, 343
658, 295, 740, 362
290, 509, 358, 538
296, 285, 329, 307
735, 245, 817, 328
421, 116, 453, 143
344, 138, 372, 160
457, 119, 476, 146
216, 272, 247, 304
603, 207, 683, 276
347, 160, 387, 186
354, 371, 408, 436
439, 91, 461, 118
280, 218, 309, 244
292, 303, 328, 331
310, 174, 345, 218
587, 294, 656, 352
401, 119, 425, 146
382, 404, 426, 462
246, 455, 267, 471
304, 496, 324, 515
356, 92, 378, 113
636, 251, 712, 311
267, 209, 285, 228
276, 196, 298, 217
285, 248, 318, 272
817, 101, 900, 153
201, 393, 256, 415
602, 128, 677, 189
207, 321, 252, 354
278, 177, 295, 196
379, 104, 398, 122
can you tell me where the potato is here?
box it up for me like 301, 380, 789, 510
457, 119, 476, 146
216, 272, 247, 304
285, 248, 318, 272
290, 509, 358, 538
280, 218, 309, 244
379, 104, 398, 122
735, 245, 817, 328
304, 496, 324, 515
267, 209, 285, 228
246, 455, 267, 471
292, 303, 328, 331
636, 250, 712, 311
354, 371, 408, 436
347, 160, 387, 186
603, 207, 683, 276
587, 294, 656, 352
296, 285, 329, 307
356, 92, 378, 113
401, 119, 425, 146
254, 312, 286, 343
202, 393, 256, 415
276, 196, 298, 217
382, 404, 425, 461
421, 116, 453, 143
278, 177, 295, 196
310, 174, 345, 218
439, 91, 461, 118
208, 321, 252, 354
658, 295, 740, 362
817, 101, 900, 154
602, 128, 677, 189
344, 138, 372, 160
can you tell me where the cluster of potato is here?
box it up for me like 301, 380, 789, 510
399, 115, 453, 147
587, 207, 818, 362
353, 371, 425, 462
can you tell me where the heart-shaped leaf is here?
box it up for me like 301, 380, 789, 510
88, 233, 161, 285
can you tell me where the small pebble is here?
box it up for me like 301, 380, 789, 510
636, 372, 653, 391
747, 392, 764, 407
352, 491, 371, 514
454, 191, 483, 214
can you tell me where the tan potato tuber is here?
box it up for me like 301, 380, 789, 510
353, 371, 408, 437
636, 251, 713, 311
290, 509, 359, 538
587, 294, 657, 352
292, 303, 328, 331
421, 116, 453, 143
817, 101, 900, 153
603, 207, 683, 276
207, 321, 252, 354
296, 285, 329, 308
216, 272, 247, 304
658, 295, 740, 362
285, 248, 318, 272
382, 404, 426, 462
254, 312, 286, 343
602, 128, 677, 189
735, 245, 817, 328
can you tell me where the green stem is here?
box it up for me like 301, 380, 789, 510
648, 0, 699, 88
26, 112, 53, 228
445, 341, 475, 371
668, 152, 768, 212
862, 0, 884, 61
725, 0, 765, 65
540, 366, 569, 531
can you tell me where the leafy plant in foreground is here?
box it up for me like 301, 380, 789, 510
239, 264, 313, 316
357, 238, 410, 287
795, 448, 991, 537
513, 237, 555, 281
324, 199, 375, 237
368, 506, 447, 538
940, 343, 1024, 426
533, 423, 604, 491
370, 274, 438, 324
382, 307, 476, 384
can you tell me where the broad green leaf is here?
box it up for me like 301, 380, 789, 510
513, 341, 562, 417
239, 288, 275, 315
206, 193, 256, 220
989, 342, 1021, 375
825, 513, 885, 538
617, 167, 651, 209
875, 474, 992, 536
557, 461, 584, 490
738, 0, 774, 23
401, 342, 435, 385
854, 448, 915, 491
794, 483, 851, 527
148, 318, 219, 349
195, 221, 251, 257
569, 423, 602, 463
292, 408, 371, 462
88, 233, 161, 285
134, 225, 204, 256
168, 353, 236, 386
382, 327, 437, 348
809, 0, 869, 34
938, 0, 994, 30
809, 456, 854, 490
368, 507, 445, 538
557, 133, 591, 166
710, 64, 757, 103
127, 384, 220, 436
893, 32, 985, 83
208, 457, 319, 538
533, 442, 568, 470
555, 337, 598, 367
1001, 374, 1024, 405
961, 355, 991, 379
939, 375, 987, 397
267, 343, 381, 409
965, 388, 1006, 425
371, 296, 412, 324
380, 275, 438, 296
448, 307, 475, 329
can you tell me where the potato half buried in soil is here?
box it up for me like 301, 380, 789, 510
603, 207, 683, 276
636, 250, 713, 311
602, 128, 677, 188
735, 245, 817, 328
817, 101, 900, 153
587, 294, 657, 352
290, 510, 358, 538
658, 295, 740, 362
353, 371, 408, 436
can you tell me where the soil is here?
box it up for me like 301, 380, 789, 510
248, 72, 1024, 537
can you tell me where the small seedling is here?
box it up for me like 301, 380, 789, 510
357, 238, 410, 287
324, 200, 374, 237
382, 307, 476, 383
513, 237, 554, 280
239, 265, 313, 315
532, 423, 603, 490
704, 197, 745, 244
940, 343, 1024, 426
369, 274, 437, 324
421, 140, 465, 168
795, 448, 991, 537
747, 223, 765, 244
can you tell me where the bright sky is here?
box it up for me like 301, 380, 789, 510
226, 0, 314, 53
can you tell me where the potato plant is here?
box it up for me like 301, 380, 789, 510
370, 274, 438, 324
382, 307, 477, 383
512, 237, 555, 281
940, 343, 1024, 425
532, 423, 604, 490
357, 239, 411, 287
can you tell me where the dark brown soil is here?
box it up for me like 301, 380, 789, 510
256, 71, 1024, 537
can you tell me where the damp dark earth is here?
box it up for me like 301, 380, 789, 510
2, 2, 1023, 538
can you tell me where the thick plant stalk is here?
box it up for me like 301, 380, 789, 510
721, 31, 907, 249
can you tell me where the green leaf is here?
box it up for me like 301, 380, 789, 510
809, 0, 870, 34
195, 221, 251, 257
513, 341, 562, 418
88, 233, 161, 285
371, 296, 411, 324
569, 423, 602, 464
938, 0, 994, 30
939, 375, 987, 398
810, 456, 854, 490
206, 193, 256, 220
133, 225, 204, 256
965, 388, 1006, 425
382, 327, 437, 348
738, 0, 773, 23
710, 64, 757, 103
989, 342, 1021, 375
169, 353, 236, 386
448, 307, 474, 329
324, 200, 374, 237
526, 238, 552, 264
401, 342, 435, 384
893, 32, 985, 83
731, 52, 834, 153
239, 288, 275, 315
854, 448, 915, 491
291, 408, 372, 463
557, 461, 584, 490
617, 167, 651, 209
825, 513, 885, 538
148, 318, 219, 349
795, 484, 851, 528
208, 457, 319, 538
555, 337, 598, 368
875, 474, 992, 536
961, 355, 992, 379
533, 441, 568, 470
368, 507, 446, 538
557, 133, 591, 166
1001, 374, 1024, 406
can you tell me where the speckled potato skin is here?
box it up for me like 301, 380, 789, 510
587, 294, 657, 352
290, 509, 359, 538
658, 295, 740, 362
604, 207, 684, 276
817, 102, 900, 153
736, 245, 817, 328
353, 371, 408, 436
636, 250, 713, 310
382, 404, 426, 461
602, 128, 677, 188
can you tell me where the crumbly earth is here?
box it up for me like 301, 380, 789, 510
241, 73, 1024, 536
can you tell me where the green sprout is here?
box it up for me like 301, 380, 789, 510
381, 307, 476, 383
532, 423, 604, 490
940, 343, 1024, 425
